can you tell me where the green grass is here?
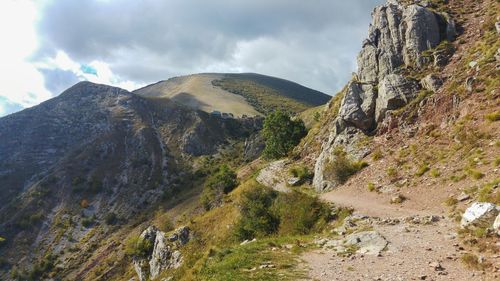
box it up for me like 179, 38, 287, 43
485, 111, 500, 122
415, 164, 430, 177
198, 236, 309, 281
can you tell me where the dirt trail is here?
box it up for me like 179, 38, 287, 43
302, 185, 489, 281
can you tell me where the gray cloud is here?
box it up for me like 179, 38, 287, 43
35, 0, 384, 95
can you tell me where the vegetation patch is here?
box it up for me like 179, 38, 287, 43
262, 110, 307, 159
200, 165, 239, 210
324, 147, 368, 184
233, 184, 332, 240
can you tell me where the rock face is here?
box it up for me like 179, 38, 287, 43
460, 202, 499, 229
312, 0, 455, 191
133, 226, 191, 281
376, 74, 421, 122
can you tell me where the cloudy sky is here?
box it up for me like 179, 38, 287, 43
0, 0, 384, 117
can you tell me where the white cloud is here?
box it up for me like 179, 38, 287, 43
0, 0, 51, 113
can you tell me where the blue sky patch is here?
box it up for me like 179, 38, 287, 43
80, 64, 98, 76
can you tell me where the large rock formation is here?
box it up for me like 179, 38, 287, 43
313, 0, 456, 191
133, 226, 191, 281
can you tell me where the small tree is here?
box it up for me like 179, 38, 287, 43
200, 165, 238, 210
262, 110, 306, 159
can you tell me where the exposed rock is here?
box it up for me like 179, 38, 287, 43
287, 177, 301, 186
421, 74, 443, 92
402, 5, 441, 67
312, 1, 454, 191
133, 226, 191, 281
465, 77, 475, 92
376, 74, 421, 122
457, 193, 470, 202
338, 82, 376, 131
344, 231, 388, 256
390, 194, 407, 204
357, 2, 453, 83
496, 22, 500, 35
493, 213, 500, 235
460, 202, 499, 229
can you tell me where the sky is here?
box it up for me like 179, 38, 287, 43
0, 0, 384, 117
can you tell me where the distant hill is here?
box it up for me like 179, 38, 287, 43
134, 73, 331, 116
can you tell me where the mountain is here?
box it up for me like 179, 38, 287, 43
134, 73, 331, 116
1, 0, 499, 280
0, 81, 263, 280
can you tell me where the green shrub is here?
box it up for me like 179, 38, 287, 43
415, 164, 430, 177
367, 182, 377, 192
371, 149, 383, 161
324, 148, 368, 184
200, 165, 238, 210
104, 212, 118, 225
27, 253, 56, 281
158, 215, 175, 232
272, 192, 331, 235
289, 165, 313, 182
466, 168, 484, 180
233, 185, 332, 240
233, 186, 278, 240
485, 110, 500, 121
430, 168, 441, 178
444, 196, 458, 206
125, 235, 153, 258
81, 215, 95, 228
262, 110, 307, 159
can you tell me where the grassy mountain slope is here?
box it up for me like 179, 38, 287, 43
134, 73, 331, 116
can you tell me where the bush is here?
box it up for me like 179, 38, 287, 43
125, 235, 154, 258
104, 212, 118, 225
289, 165, 313, 182
233, 186, 278, 240
262, 110, 307, 159
415, 164, 430, 177
324, 148, 368, 184
81, 215, 95, 228
0, 236, 5, 246
272, 192, 331, 235
485, 110, 500, 121
200, 165, 238, 210
158, 215, 175, 232
233, 185, 332, 240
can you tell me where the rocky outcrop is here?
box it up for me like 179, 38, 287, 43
460, 202, 499, 229
376, 74, 421, 122
421, 74, 443, 92
338, 82, 376, 131
312, 0, 455, 191
133, 226, 191, 281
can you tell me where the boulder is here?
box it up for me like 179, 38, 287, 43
344, 231, 388, 255
338, 82, 377, 131
460, 202, 499, 229
376, 74, 421, 122
421, 74, 443, 92
496, 22, 500, 35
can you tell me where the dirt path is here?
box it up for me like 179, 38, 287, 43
300, 185, 493, 281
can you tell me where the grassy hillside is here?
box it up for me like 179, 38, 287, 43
134, 73, 331, 116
